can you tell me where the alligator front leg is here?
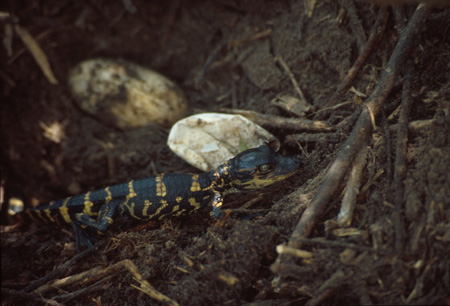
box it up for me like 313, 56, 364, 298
72, 200, 121, 250
210, 191, 223, 219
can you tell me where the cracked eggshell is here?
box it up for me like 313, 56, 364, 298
68, 58, 188, 129
167, 113, 279, 171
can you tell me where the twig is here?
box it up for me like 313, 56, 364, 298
195, 41, 226, 88
219, 108, 334, 132
285, 237, 385, 253
276, 244, 313, 259
383, 111, 393, 181
279, 3, 431, 256
339, 0, 367, 50
23, 244, 99, 292
405, 260, 435, 304
125, 259, 179, 306
1, 288, 63, 305
307, 288, 339, 306
3, 22, 13, 56
285, 132, 347, 145
160, 0, 182, 46
307, 270, 348, 306
34, 259, 179, 306
318, 7, 388, 115
241, 193, 265, 209
392, 6, 407, 32
7, 28, 53, 65
388, 118, 435, 134
336, 107, 363, 135
228, 208, 269, 215
337, 144, 368, 227
56, 275, 114, 303
313, 101, 352, 115
360, 169, 384, 195
316, 270, 347, 296
304, 0, 317, 18
393, 59, 414, 252
14, 24, 58, 85
270, 262, 308, 279
275, 55, 310, 106
33, 266, 104, 295
121, 0, 138, 13
227, 28, 272, 49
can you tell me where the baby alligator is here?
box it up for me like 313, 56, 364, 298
23, 145, 300, 250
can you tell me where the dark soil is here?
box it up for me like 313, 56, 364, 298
1, 1, 449, 305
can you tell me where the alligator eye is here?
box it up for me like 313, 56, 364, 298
258, 164, 273, 173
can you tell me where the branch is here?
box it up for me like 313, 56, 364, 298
282, 3, 431, 254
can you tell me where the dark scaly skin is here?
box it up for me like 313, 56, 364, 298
23, 145, 300, 250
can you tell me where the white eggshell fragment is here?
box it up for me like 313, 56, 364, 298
68, 58, 188, 129
167, 113, 279, 171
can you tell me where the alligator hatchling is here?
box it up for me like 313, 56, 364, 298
23, 145, 300, 250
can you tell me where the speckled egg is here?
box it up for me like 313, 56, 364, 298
68, 58, 188, 129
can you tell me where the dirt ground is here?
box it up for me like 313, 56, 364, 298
1, 1, 450, 305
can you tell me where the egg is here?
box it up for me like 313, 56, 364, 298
167, 113, 279, 171
68, 58, 188, 129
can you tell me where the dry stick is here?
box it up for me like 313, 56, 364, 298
405, 261, 434, 304
339, 0, 367, 50
33, 266, 104, 295
195, 41, 227, 88
306, 271, 347, 306
389, 119, 435, 134
14, 24, 58, 85
229, 208, 268, 215
393, 59, 414, 252
304, 0, 317, 18
227, 28, 272, 49
392, 6, 407, 31
317, 7, 389, 118
23, 245, 100, 292
275, 55, 310, 106
308, 288, 339, 306
286, 133, 347, 145
125, 259, 179, 306
282, 3, 431, 254
313, 101, 353, 115
337, 144, 368, 227
383, 111, 393, 181
276, 244, 313, 259
160, 0, 182, 46
219, 108, 334, 132
1, 288, 63, 306
288, 237, 383, 253
35, 259, 179, 306
56, 275, 114, 303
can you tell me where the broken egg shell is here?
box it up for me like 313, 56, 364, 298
167, 113, 279, 171
68, 58, 188, 129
